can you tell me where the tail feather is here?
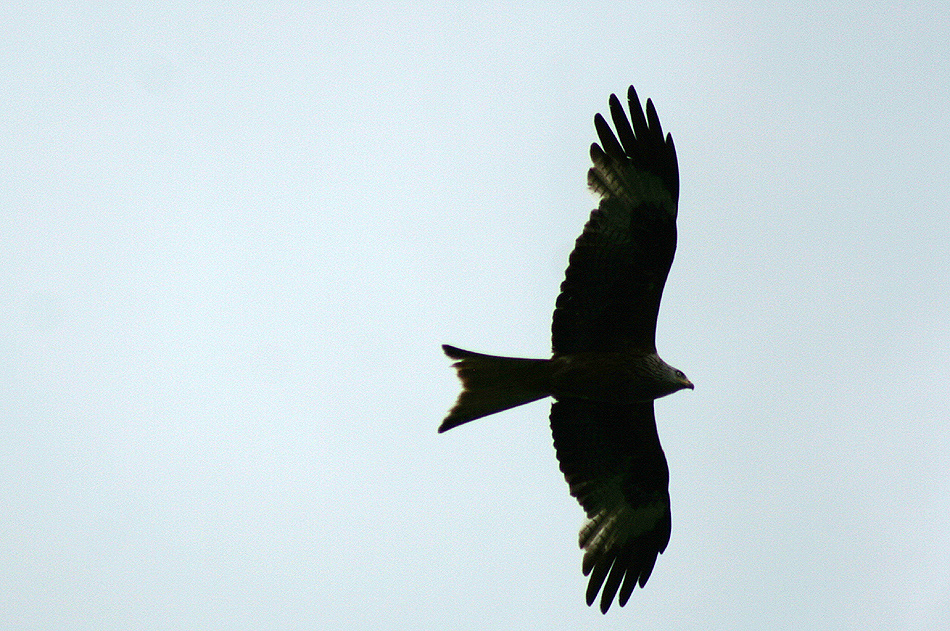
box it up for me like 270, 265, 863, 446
440, 344, 551, 432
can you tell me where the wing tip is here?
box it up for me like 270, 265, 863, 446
588, 85, 680, 206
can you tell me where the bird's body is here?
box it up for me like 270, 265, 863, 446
441, 86, 692, 613
549, 350, 691, 403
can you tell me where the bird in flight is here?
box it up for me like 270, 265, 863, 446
440, 86, 693, 613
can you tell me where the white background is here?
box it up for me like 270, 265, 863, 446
3, 2, 949, 629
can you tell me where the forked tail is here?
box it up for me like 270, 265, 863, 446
440, 345, 552, 432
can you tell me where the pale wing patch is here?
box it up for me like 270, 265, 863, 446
588, 146, 677, 224
579, 501, 667, 576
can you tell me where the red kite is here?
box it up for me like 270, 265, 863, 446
440, 87, 693, 613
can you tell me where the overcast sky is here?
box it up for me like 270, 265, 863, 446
3, 2, 949, 630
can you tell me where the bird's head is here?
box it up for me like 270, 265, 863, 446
670, 367, 694, 392
653, 357, 693, 398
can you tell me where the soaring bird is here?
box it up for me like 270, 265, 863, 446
440, 86, 692, 613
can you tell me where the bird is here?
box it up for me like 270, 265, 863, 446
440, 86, 692, 613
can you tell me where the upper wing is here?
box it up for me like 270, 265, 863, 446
552, 86, 680, 355
550, 399, 671, 613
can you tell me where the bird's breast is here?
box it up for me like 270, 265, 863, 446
549, 351, 666, 403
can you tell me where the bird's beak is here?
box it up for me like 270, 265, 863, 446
682, 379, 694, 390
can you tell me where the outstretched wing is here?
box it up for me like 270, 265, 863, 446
550, 399, 671, 613
552, 86, 680, 355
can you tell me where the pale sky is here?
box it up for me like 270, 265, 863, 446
3, 2, 950, 630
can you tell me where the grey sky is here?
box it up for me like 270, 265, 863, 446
3, 2, 949, 629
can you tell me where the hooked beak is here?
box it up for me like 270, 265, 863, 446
681, 378, 694, 390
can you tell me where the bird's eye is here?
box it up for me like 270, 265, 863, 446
675, 370, 685, 379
